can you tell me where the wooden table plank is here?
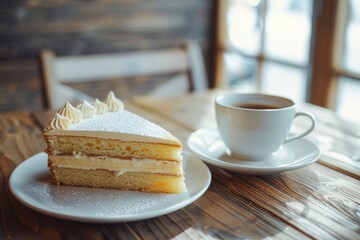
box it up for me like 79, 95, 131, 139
201, 163, 360, 240
2, 93, 360, 239
190, 177, 311, 239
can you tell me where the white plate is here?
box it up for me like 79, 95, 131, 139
9, 152, 211, 223
187, 128, 321, 175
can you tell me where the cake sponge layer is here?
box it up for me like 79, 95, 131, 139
51, 167, 187, 194
49, 155, 183, 176
46, 135, 182, 161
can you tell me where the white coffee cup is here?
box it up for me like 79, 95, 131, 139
215, 93, 315, 160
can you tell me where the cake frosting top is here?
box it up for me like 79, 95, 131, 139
44, 91, 181, 146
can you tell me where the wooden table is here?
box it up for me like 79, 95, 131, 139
1, 89, 360, 239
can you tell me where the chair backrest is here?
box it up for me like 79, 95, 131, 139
40, 41, 208, 109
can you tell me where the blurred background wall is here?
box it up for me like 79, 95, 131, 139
0, 0, 216, 111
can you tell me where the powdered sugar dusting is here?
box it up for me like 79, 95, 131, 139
61, 111, 180, 145
24, 182, 188, 217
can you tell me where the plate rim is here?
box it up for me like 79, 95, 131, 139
9, 152, 211, 223
187, 128, 321, 175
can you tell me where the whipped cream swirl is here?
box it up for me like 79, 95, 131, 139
45, 91, 125, 131
104, 91, 124, 112
93, 98, 108, 114
76, 100, 96, 118
48, 113, 72, 130
57, 101, 83, 123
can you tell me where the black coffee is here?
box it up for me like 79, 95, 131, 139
236, 103, 279, 109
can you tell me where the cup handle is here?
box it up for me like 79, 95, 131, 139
284, 111, 315, 143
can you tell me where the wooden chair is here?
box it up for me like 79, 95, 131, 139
40, 41, 208, 109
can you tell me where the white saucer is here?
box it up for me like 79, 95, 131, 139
187, 128, 321, 175
9, 152, 211, 223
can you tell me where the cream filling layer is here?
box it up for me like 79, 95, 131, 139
49, 155, 183, 176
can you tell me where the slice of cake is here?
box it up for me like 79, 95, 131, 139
43, 91, 186, 194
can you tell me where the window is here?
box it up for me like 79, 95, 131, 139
215, 0, 360, 123
334, 0, 360, 122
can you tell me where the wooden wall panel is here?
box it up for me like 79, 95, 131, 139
0, 0, 212, 59
0, 60, 43, 111
0, 0, 214, 111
